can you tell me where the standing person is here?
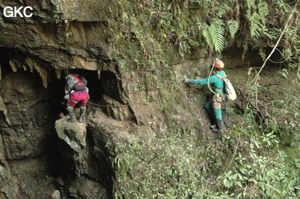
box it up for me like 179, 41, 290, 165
64, 74, 89, 123
184, 59, 225, 132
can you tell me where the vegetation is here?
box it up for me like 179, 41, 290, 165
102, 0, 300, 198
107, 0, 300, 67
108, 71, 300, 198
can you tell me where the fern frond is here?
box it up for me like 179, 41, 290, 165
215, 26, 225, 52
203, 22, 225, 53
217, 7, 227, 18
227, 20, 239, 39
203, 24, 215, 50
247, 0, 256, 9
217, 4, 230, 18
250, 12, 262, 38
262, 26, 279, 40
258, 2, 269, 24
209, 24, 218, 44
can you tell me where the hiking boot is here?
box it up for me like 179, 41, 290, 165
212, 119, 223, 133
78, 107, 86, 123
67, 107, 76, 122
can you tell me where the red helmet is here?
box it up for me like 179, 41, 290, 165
214, 59, 224, 69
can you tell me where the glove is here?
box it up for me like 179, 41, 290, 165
64, 94, 70, 100
183, 78, 190, 83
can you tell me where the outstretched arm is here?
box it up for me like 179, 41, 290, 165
184, 75, 219, 85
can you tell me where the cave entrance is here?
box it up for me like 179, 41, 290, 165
52, 69, 106, 117
61, 69, 103, 103
0, 47, 18, 76
0, 49, 115, 197
62, 69, 122, 108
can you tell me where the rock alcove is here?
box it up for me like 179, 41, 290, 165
0, 50, 118, 198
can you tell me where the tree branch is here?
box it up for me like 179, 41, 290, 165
252, 0, 299, 84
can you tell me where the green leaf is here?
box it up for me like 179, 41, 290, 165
247, 0, 256, 9
227, 20, 239, 39
250, 12, 262, 38
203, 21, 225, 53
258, 2, 269, 24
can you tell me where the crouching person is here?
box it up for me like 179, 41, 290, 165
64, 74, 89, 123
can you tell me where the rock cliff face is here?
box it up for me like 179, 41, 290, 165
0, 71, 60, 198
0, 1, 112, 198
0, 1, 124, 198
0, 1, 247, 198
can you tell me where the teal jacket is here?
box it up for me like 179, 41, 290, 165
186, 70, 225, 93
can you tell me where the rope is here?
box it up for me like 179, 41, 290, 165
207, 62, 216, 94
87, 82, 187, 108
88, 99, 157, 108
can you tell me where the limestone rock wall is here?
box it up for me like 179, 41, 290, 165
0, 72, 62, 198
0, 0, 113, 72
55, 116, 110, 198
0, 0, 233, 198
0, 1, 136, 198
0, 72, 57, 159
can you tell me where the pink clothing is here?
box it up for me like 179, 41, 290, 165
67, 90, 89, 107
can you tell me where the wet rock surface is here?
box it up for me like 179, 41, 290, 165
0, 71, 61, 198
0, 72, 57, 160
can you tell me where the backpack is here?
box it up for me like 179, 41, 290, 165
73, 76, 87, 91
216, 74, 237, 101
